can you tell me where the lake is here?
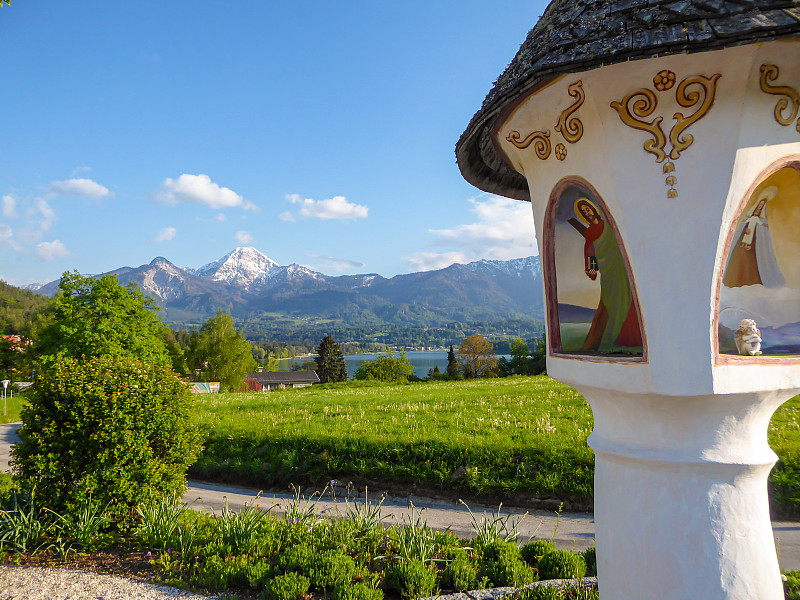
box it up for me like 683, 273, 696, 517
278, 350, 509, 378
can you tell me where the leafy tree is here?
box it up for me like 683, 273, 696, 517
12, 355, 201, 522
315, 334, 347, 383
354, 352, 414, 383
446, 344, 459, 378
35, 271, 170, 367
187, 310, 256, 391
457, 334, 498, 379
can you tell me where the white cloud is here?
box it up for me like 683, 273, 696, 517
235, 230, 253, 244
405, 251, 468, 272
285, 193, 368, 221
279, 211, 295, 222
49, 178, 112, 199
404, 196, 537, 272
35, 198, 56, 231
306, 252, 365, 273
151, 227, 177, 242
35, 240, 69, 261
154, 174, 256, 211
215, 213, 227, 222
2, 195, 18, 219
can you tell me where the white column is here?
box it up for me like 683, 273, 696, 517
579, 386, 792, 600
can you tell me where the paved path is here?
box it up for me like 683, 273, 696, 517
1, 423, 799, 570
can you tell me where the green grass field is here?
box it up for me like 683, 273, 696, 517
190, 376, 800, 515
189, 377, 596, 508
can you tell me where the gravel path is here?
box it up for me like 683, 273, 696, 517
0, 566, 217, 600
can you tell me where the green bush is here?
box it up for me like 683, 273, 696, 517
277, 544, 315, 575
581, 546, 596, 577
266, 572, 311, 600
481, 540, 521, 562
334, 582, 384, 600
521, 540, 556, 566
384, 559, 437, 600
12, 355, 202, 522
479, 556, 536, 588
309, 549, 356, 590
785, 570, 800, 600
537, 550, 586, 581
440, 554, 478, 592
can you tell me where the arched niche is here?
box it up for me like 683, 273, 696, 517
543, 177, 646, 361
716, 157, 800, 362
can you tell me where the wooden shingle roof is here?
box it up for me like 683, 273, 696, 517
456, 0, 800, 201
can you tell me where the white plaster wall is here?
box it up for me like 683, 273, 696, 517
499, 41, 800, 397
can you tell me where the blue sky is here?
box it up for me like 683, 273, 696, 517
0, 2, 547, 286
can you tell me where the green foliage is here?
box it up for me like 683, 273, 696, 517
440, 554, 478, 592
498, 336, 546, 377
308, 549, 356, 590
478, 553, 536, 588
0, 493, 49, 552
784, 569, 800, 600
12, 355, 202, 522
277, 544, 315, 575
354, 352, 413, 383
537, 549, 587, 581
0, 280, 50, 339
188, 310, 256, 392
462, 501, 528, 546
315, 334, 347, 383
457, 334, 498, 379
45, 496, 111, 551
581, 546, 596, 577
521, 540, 557, 567
446, 345, 459, 378
35, 272, 170, 367
480, 540, 521, 563
384, 559, 437, 600
334, 582, 384, 600
265, 572, 310, 600
135, 496, 190, 551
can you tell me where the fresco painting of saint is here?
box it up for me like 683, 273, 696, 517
567, 198, 643, 352
723, 185, 785, 289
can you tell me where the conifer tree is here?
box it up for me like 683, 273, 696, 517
446, 344, 459, 378
315, 334, 347, 383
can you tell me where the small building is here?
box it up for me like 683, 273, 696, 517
244, 370, 320, 391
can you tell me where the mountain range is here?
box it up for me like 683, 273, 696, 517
27, 247, 545, 328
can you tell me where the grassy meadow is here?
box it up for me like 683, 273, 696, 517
190, 375, 800, 515
190, 376, 596, 508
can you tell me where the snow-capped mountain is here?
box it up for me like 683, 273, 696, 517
193, 247, 325, 291
26, 249, 545, 326
464, 256, 542, 279
194, 247, 281, 288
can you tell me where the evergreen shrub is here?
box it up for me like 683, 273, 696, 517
521, 540, 556, 566
12, 355, 201, 522
309, 549, 356, 590
537, 550, 586, 580
266, 572, 310, 600
440, 554, 478, 592
384, 559, 437, 600
479, 555, 536, 588
334, 582, 384, 600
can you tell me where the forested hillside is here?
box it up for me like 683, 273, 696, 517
0, 281, 50, 336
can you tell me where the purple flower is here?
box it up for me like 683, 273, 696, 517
146, 551, 152, 559
167, 548, 171, 554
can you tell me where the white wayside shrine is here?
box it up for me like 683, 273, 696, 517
457, 2, 800, 599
